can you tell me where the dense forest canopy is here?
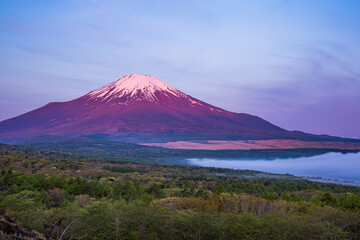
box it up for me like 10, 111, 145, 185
1, 143, 360, 239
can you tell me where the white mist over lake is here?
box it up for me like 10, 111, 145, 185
188, 152, 360, 183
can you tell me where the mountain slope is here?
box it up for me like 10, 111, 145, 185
0, 74, 350, 143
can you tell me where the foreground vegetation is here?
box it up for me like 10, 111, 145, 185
1, 143, 360, 239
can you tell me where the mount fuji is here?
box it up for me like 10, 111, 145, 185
0, 74, 354, 145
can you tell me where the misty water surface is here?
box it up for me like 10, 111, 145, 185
188, 152, 360, 182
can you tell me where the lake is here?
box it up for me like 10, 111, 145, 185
188, 152, 360, 183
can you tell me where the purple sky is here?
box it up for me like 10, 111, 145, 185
0, 1, 359, 138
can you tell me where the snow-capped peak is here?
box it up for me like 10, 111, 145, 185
86, 74, 185, 102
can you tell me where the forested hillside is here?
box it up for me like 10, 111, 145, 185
23, 138, 359, 164
1, 143, 360, 239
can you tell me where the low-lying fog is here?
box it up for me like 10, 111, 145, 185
189, 152, 360, 183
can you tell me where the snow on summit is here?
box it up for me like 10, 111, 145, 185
87, 74, 184, 102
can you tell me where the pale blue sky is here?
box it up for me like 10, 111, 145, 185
1, 0, 359, 138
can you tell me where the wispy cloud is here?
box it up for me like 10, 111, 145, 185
0, 0, 359, 137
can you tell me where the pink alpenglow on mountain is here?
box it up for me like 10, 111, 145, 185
0, 74, 352, 143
